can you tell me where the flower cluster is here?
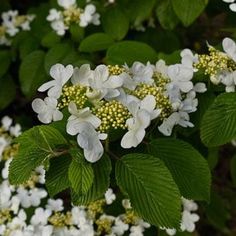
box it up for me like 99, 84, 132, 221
47, 0, 100, 36
162, 197, 200, 235
222, 0, 236, 12
32, 57, 206, 163
0, 10, 35, 46
195, 37, 236, 92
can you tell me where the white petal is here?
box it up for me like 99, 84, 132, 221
58, 0, 75, 9
230, 3, 236, 12
140, 95, 156, 113
121, 130, 139, 148
53, 110, 63, 121
222, 37, 236, 61
38, 80, 55, 92
32, 98, 46, 113
194, 83, 207, 93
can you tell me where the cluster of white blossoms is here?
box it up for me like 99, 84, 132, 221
193, 37, 236, 92
222, 0, 236, 12
0, 10, 35, 46
47, 0, 100, 36
32, 56, 206, 163
162, 197, 200, 235
0, 120, 152, 236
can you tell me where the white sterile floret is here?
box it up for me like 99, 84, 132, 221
88, 65, 124, 100
222, 37, 236, 61
47, 9, 62, 21
128, 61, 154, 85
32, 97, 63, 124
46, 199, 64, 212
79, 4, 100, 27
10, 124, 22, 137
71, 64, 94, 86
105, 188, 116, 205
181, 48, 199, 71
122, 199, 132, 209
154, 59, 168, 77
51, 20, 68, 36
0, 137, 10, 160
180, 210, 200, 232
121, 95, 161, 148
1, 116, 13, 130
30, 208, 52, 225
182, 197, 198, 212
167, 64, 194, 93
38, 64, 74, 98
76, 122, 107, 162
66, 102, 101, 135
58, 0, 76, 9
2, 158, 12, 179
111, 217, 129, 236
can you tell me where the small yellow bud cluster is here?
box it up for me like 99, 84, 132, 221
195, 46, 236, 77
0, 210, 11, 224
21, 171, 40, 189
108, 65, 125, 75
131, 84, 172, 120
14, 15, 27, 27
0, 26, 6, 37
87, 199, 105, 219
153, 72, 170, 90
48, 212, 72, 227
123, 209, 138, 225
63, 6, 82, 26
93, 100, 131, 133
58, 85, 87, 109
96, 217, 113, 235
2, 143, 19, 161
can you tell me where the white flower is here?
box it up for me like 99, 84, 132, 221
111, 218, 129, 236
222, 37, 236, 61
181, 49, 198, 71
76, 122, 107, 162
79, 4, 100, 27
30, 208, 52, 225
229, 3, 236, 11
47, 9, 62, 21
71, 206, 89, 227
51, 20, 68, 35
0, 136, 9, 160
1, 116, 13, 130
58, 0, 76, 9
129, 61, 154, 85
66, 102, 101, 135
10, 124, 22, 137
167, 64, 194, 93
220, 71, 236, 92
0, 180, 12, 209
105, 188, 116, 205
32, 97, 63, 124
122, 199, 132, 209
88, 65, 124, 100
182, 197, 198, 212
154, 60, 168, 77
121, 95, 161, 148
2, 158, 12, 179
71, 64, 94, 86
38, 64, 73, 98
46, 199, 64, 212
180, 210, 199, 232
158, 112, 193, 136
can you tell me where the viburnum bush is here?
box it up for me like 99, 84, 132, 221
1, 0, 236, 235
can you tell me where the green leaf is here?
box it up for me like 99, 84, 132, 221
106, 41, 158, 65
0, 75, 16, 110
116, 153, 181, 228
41, 31, 61, 48
46, 155, 71, 197
71, 154, 111, 205
69, 24, 84, 43
156, 0, 179, 30
44, 43, 81, 72
149, 138, 211, 201
102, 8, 129, 40
79, 33, 114, 52
201, 93, 236, 147
206, 191, 230, 231
9, 126, 67, 185
171, 0, 208, 26
230, 155, 236, 187
19, 50, 48, 98
19, 36, 40, 59
0, 50, 11, 77
68, 148, 94, 195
